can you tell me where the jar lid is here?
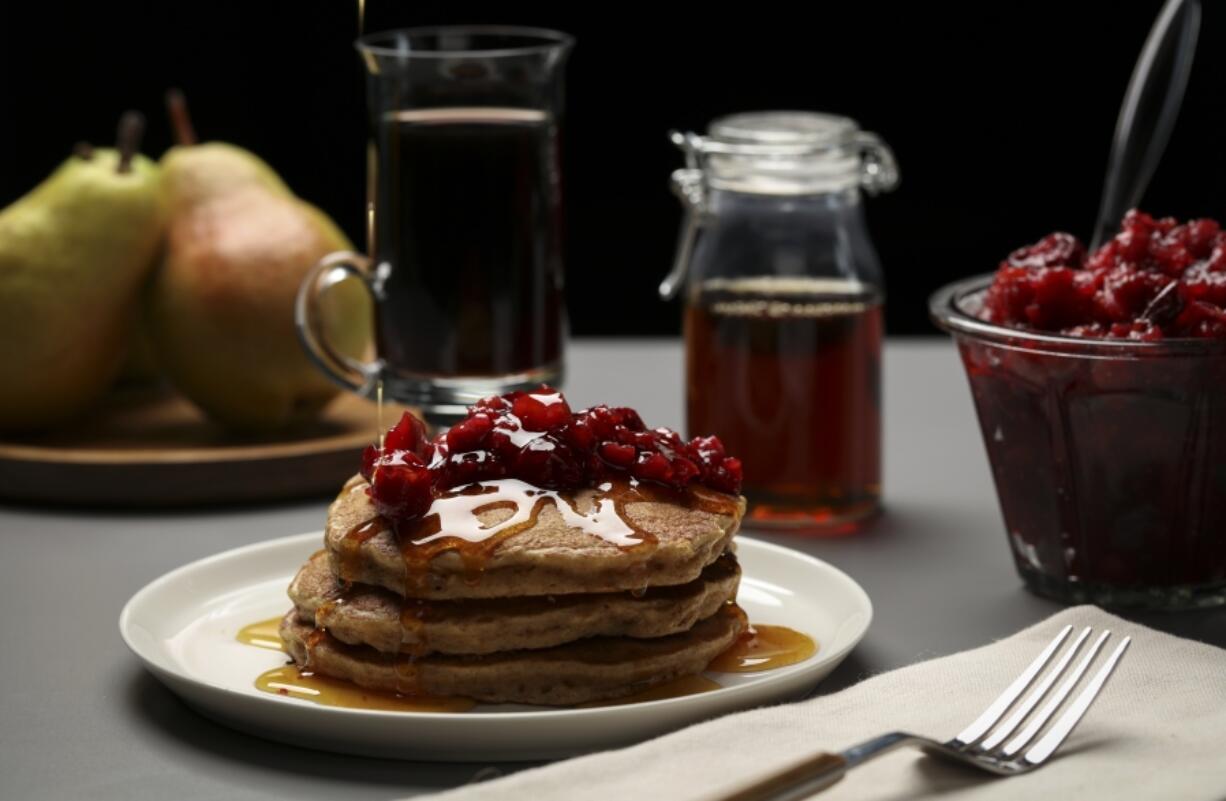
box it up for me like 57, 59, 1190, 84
671, 110, 898, 195
708, 111, 858, 149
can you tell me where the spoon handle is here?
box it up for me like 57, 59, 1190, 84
1090, 0, 1201, 251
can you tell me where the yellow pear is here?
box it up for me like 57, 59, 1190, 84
0, 114, 163, 430
148, 92, 370, 431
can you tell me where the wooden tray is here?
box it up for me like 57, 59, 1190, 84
0, 387, 411, 507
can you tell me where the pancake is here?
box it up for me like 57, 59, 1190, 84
279, 603, 748, 706
326, 474, 745, 599
288, 550, 742, 655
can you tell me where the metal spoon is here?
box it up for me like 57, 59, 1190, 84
1090, 0, 1201, 251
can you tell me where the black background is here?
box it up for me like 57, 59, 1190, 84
2, 1, 1222, 336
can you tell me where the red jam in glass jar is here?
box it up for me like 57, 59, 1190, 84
933, 211, 1226, 609
980, 211, 1226, 340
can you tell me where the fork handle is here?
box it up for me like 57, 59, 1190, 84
713, 752, 848, 801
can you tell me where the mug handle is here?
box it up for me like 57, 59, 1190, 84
295, 250, 382, 395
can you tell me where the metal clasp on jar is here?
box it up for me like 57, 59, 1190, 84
659, 122, 899, 300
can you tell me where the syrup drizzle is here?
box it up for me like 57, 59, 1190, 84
236, 615, 464, 708
255, 665, 475, 713
236, 617, 286, 652
375, 377, 385, 450
396, 477, 738, 593
407, 479, 652, 550
338, 477, 741, 592
394, 657, 419, 696
338, 517, 386, 582
707, 606, 818, 673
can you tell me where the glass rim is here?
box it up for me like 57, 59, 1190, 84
929, 273, 1226, 354
356, 25, 574, 59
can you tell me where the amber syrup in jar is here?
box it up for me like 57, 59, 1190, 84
669, 111, 897, 530
686, 276, 882, 531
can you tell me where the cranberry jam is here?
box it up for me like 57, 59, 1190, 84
360, 386, 744, 526
980, 211, 1226, 340
933, 211, 1226, 609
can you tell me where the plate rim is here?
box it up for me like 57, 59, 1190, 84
120, 531, 873, 722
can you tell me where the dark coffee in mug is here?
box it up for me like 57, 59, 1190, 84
375, 107, 565, 378
296, 27, 573, 417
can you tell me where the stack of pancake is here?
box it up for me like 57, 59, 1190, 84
278, 475, 749, 705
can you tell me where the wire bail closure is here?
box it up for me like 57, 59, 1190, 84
659, 123, 899, 300
659, 132, 708, 300
854, 131, 900, 196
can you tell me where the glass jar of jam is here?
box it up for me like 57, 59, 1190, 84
932, 212, 1226, 609
664, 112, 899, 531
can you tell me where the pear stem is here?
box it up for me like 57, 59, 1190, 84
116, 111, 145, 174
73, 141, 94, 160
166, 89, 198, 146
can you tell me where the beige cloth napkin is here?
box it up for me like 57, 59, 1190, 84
419, 606, 1226, 801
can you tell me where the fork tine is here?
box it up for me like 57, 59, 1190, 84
1022, 635, 1131, 765
999, 629, 1111, 757
954, 624, 1073, 745
979, 627, 1093, 751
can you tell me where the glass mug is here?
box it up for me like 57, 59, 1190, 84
297, 26, 573, 421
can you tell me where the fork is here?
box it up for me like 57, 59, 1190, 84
714, 625, 1131, 801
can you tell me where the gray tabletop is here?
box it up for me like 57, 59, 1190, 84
2, 338, 1223, 801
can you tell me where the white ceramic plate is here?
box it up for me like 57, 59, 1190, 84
120, 532, 872, 761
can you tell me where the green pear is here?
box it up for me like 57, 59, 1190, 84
148, 92, 370, 431
0, 115, 164, 431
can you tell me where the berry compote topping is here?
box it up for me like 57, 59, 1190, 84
980, 210, 1226, 340
359, 386, 744, 526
